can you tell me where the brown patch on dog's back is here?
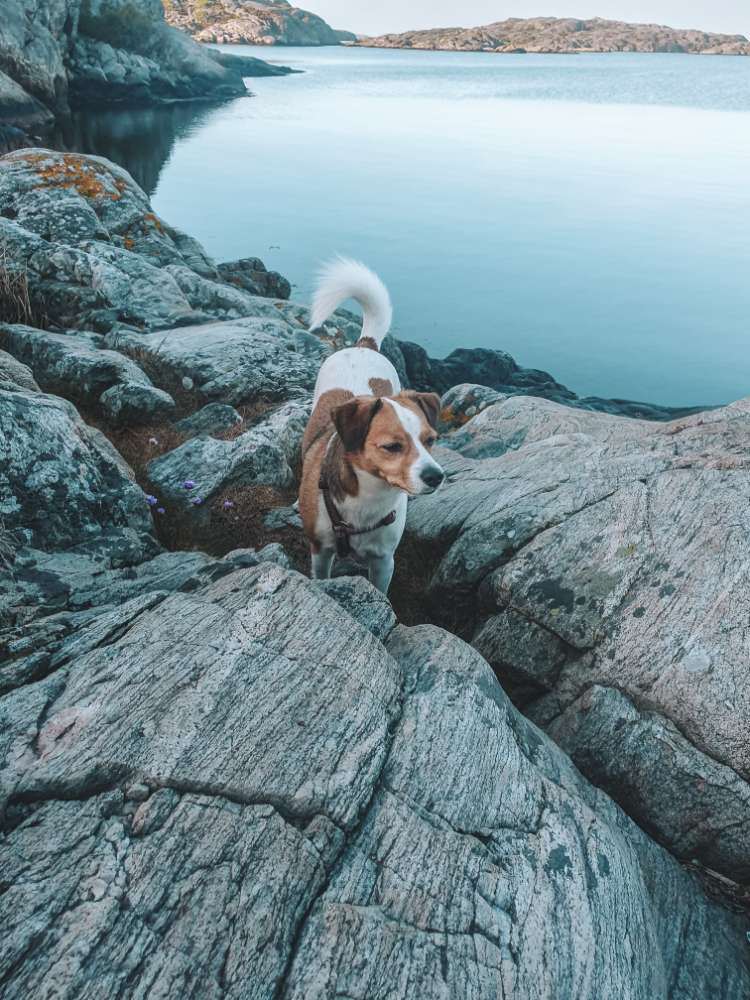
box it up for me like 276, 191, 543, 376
368, 377, 394, 397
356, 337, 379, 352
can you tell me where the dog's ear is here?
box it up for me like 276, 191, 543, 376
402, 391, 441, 430
332, 397, 383, 452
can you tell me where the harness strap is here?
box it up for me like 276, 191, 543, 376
319, 475, 397, 559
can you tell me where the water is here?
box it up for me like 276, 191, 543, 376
73, 47, 750, 406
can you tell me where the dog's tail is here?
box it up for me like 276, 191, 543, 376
309, 257, 393, 349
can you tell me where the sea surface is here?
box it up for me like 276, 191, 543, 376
69, 47, 750, 406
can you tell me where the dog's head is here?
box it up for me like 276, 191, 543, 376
331, 391, 445, 495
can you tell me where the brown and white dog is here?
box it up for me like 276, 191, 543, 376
299, 258, 445, 594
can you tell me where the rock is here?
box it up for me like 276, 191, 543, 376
174, 402, 243, 438
164, 262, 272, 318
0, 323, 170, 412
206, 48, 297, 77
217, 256, 292, 300
110, 319, 325, 404
395, 341, 708, 422
439, 383, 507, 431
358, 16, 750, 55
0, 348, 39, 392
0, 150, 295, 333
0, 0, 252, 126
316, 575, 397, 642
148, 399, 309, 505
0, 386, 154, 556
406, 393, 750, 881
165, 0, 343, 47
0, 565, 747, 996
0, 69, 53, 129
99, 381, 176, 425
263, 504, 302, 532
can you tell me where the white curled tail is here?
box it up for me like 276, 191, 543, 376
309, 257, 393, 348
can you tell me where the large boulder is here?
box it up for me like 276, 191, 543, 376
0, 564, 747, 997
110, 319, 325, 404
407, 393, 750, 882
0, 386, 153, 554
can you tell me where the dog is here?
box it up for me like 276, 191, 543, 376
299, 258, 445, 594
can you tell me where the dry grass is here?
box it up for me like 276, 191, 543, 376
0, 522, 15, 572
0, 245, 38, 327
154, 484, 306, 562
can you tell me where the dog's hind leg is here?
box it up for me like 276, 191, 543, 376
368, 554, 395, 595
311, 548, 334, 580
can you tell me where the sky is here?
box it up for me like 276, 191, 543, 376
308, 2, 750, 38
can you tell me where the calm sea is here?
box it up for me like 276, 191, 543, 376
69, 47, 750, 406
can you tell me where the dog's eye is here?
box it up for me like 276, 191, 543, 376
425, 436, 437, 448
382, 442, 404, 454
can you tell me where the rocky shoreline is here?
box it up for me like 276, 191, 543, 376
163, 0, 348, 47
0, 0, 296, 152
356, 16, 750, 56
1, 147, 749, 996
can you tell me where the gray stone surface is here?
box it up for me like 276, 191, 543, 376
1, 368, 748, 996
112, 320, 325, 404
407, 393, 750, 880
174, 402, 243, 438
0, 566, 747, 998
0, 347, 39, 391
0, 323, 173, 416
148, 398, 309, 505
99, 380, 175, 424
0, 386, 153, 555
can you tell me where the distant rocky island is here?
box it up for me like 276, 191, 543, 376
356, 16, 750, 56
163, 0, 354, 46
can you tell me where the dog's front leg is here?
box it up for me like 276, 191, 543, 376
368, 553, 395, 595
311, 548, 334, 580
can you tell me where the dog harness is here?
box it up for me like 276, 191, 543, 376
319, 474, 397, 558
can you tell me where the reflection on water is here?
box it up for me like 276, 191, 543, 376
50, 102, 225, 196
46, 48, 750, 406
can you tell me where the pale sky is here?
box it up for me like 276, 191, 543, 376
311, 2, 750, 38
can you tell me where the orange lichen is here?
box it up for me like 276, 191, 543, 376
439, 405, 472, 427
22, 152, 123, 201
143, 212, 164, 233
123, 236, 135, 250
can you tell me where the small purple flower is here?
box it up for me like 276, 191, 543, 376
145, 494, 158, 507
182, 480, 197, 491
157, 507, 166, 515
222, 499, 235, 510
191, 496, 204, 507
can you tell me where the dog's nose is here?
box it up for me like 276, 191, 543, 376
420, 466, 445, 490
